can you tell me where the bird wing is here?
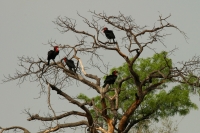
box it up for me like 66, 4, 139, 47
109, 75, 117, 84
103, 75, 117, 87
67, 60, 76, 68
104, 75, 111, 83
105, 30, 115, 39
47, 50, 54, 60
104, 75, 116, 84
48, 50, 54, 55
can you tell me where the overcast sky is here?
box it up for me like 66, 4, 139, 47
1, 1, 200, 133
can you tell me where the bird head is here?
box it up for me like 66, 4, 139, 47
63, 57, 67, 62
102, 27, 108, 32
112, 70, 118, 75
54, 46, 59, 52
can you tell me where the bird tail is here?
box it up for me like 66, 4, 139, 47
70, 68, 76, 73
69, 68, 73, 71
73, 68, 76, 73
102, 83, 106, 88
48, 60, 50, 65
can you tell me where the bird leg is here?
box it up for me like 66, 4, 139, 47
113, 39, 115, 44
53, 59, 56, 64
47, 60, 50, 65
69, 68, 72, 71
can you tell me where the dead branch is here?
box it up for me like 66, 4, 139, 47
0, 126, 30, 133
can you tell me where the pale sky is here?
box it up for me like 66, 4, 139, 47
1, 1, 200, 133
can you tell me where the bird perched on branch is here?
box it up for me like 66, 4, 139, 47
47, 46, 59, 65
102, 70, 118, 88
102, 27, 116, 43
63, 57, 76, 73
135, 93, 139, 101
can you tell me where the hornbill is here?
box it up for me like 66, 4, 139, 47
63, 57, 76, 73
102, 27, 116, 43
102, 70, 118, 88
47, 46, 59, 65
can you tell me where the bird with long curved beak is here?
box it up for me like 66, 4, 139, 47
63, 57, 76, 73
103, 70, 118, 88
47, 46, 59, 65
102, 27, 116, 43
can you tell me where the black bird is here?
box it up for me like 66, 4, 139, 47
102, 70, 118, 88
63, 57, 76, 73
135, 93, 139, 101
47, 46, 59, 65
102, 27, 116, 43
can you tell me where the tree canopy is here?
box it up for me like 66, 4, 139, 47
78, 51, 197, 132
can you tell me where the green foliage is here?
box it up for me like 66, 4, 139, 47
77, 93, 91, 103
180, 73, 200, 95
77, 51, 197, 126
139, 85, 198, 121
116, 51, 171, 90
133, 51, 171, 81
130, 118, 178, 133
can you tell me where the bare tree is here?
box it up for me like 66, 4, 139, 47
2, 11, 199, 133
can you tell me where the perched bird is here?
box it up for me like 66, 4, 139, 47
135, 93, 139, 101
63, 57, 76, 73
47, 46, 59, 65
102, 27, 116, 43
102, 70, 118, 88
